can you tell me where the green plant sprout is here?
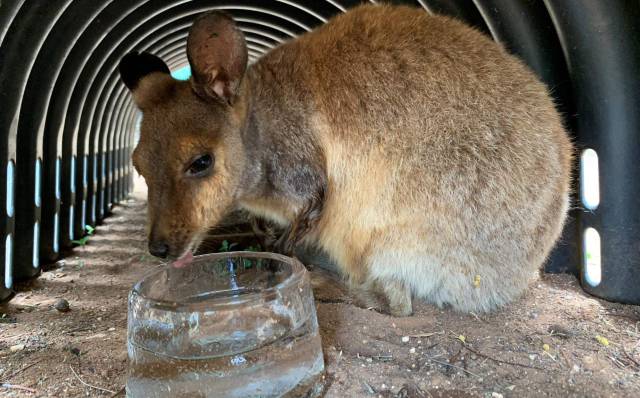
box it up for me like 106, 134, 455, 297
245, 244, 262, 252
72, 225, 96, 246
72, 236, 90, 246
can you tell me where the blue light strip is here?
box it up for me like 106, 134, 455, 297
5, 234, 12, 289
35, 159, 41, 207
32, 222, 39, 268
6, 161, 14, 218
53, 213, 59, 253
71, 155, 76, 194
69, 205, 74, 241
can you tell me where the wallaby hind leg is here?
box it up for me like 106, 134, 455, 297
351, 276, 413, 317
382, 279, 413, 317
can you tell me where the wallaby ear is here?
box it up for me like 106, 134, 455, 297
187, 11, 248, 104
118, 51, 170, 91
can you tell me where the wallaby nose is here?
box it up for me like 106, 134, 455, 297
149, 240, 169, 259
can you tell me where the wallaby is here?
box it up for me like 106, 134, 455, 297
119, 4, 572, 316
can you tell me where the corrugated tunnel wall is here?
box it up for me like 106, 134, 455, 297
1, 1, 639, 305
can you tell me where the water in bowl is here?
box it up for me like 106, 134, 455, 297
126, 252, 325, 398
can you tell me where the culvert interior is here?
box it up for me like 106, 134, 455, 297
1, 0, 639, 306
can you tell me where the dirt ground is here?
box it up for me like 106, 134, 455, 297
1, 189, 639, 397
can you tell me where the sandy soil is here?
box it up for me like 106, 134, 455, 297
1, 192, 639, 398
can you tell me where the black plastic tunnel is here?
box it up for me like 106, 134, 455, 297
1, 0, 639, 306
544, 0, 640, 304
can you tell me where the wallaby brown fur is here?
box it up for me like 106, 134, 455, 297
120, 4, 573, 316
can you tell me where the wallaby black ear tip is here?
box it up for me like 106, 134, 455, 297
119, 51, 140, 68
118, 51, 170, 90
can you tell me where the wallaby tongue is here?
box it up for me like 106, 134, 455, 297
172, 251, 194, 268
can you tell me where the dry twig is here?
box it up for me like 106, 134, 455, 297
408, 331, 444, 338
608, 355, 627, 369
362, 381, 376, 395
109, 386, 126, 397
462, 344, 546, 371
622, 347, 640, 369
427, 357, 483, 379
470, 312, 488, 323
1, 358, 44, 382
1, 383, 37, 393
372, 354, 393, 362
63, 326, 94, 335
5, 332, 28, 341
70, 365, 115, 395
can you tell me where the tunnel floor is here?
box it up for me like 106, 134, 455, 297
1, 190, 639, 397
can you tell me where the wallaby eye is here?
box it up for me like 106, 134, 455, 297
185, 154, 213, 177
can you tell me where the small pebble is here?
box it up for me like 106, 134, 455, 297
362, 382, 376, 395
54, 298, 70, 312
401, 336, 410, 343
548, 324, 572, 339
108, 327, 116, 332
70, 347, 81, 356
409, 347, 416, 354
10, 344, 25, 352
492, 393, 504, 398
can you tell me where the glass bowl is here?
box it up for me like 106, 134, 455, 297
126, 252, 325, 398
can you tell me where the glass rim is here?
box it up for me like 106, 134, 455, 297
130, 251, 307, 312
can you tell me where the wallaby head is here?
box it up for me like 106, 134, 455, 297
119, 11, 250, 261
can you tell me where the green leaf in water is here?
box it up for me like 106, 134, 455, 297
219, 240, 230, 252
219, 240, 239, 252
